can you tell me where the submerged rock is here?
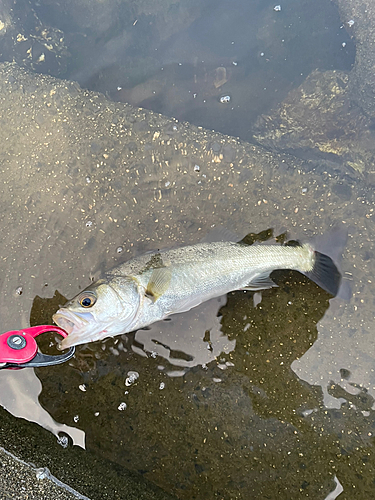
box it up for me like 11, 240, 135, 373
0, 0, 68, 75
253, 69, 375, 176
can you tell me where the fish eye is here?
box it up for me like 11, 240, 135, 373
78, 292, 97, 308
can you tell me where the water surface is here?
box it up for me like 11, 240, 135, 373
0, 1, 373, 499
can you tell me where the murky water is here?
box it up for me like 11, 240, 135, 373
66, 0, 355, 143
0, 0, 374, 499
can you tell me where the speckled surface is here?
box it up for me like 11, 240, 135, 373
0, 447, 88, 500
0, 405, 177, 500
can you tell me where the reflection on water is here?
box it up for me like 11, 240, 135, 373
135, 297, 235, 374
0, 369, 85, 449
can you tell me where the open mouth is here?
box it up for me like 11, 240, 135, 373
53, 309, 95, 349
52, 313, 75, 335
53, 309, 85, 334
53, 308, 118, 349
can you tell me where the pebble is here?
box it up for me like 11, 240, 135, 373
219, 95, 231, 104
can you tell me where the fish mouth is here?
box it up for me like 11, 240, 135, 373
53, 309, 96, 349
52, 314, 75, 335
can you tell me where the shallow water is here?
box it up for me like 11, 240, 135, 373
0, 0, 374, 499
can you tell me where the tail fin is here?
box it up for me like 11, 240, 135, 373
302, 226, 350, 299
304, 251, 341, 296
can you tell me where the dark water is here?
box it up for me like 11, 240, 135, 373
1, 0, 374, 499
65, 0, 355, 142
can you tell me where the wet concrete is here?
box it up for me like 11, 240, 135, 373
0, 447, 89, 500
0, 405, 177, 499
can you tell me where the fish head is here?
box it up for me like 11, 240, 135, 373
53, 278, 140, 349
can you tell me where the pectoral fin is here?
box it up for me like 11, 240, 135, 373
146, 268, 172, 301
242, 271, 277, 291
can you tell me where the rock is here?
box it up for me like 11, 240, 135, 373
0, 0, 68, 75
253, 69, 375, 174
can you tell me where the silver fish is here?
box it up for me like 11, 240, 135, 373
54, 235, 341, 349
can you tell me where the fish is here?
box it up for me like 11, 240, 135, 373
54, 232, 342, 349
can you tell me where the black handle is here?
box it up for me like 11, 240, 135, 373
0, 346, 75, 369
